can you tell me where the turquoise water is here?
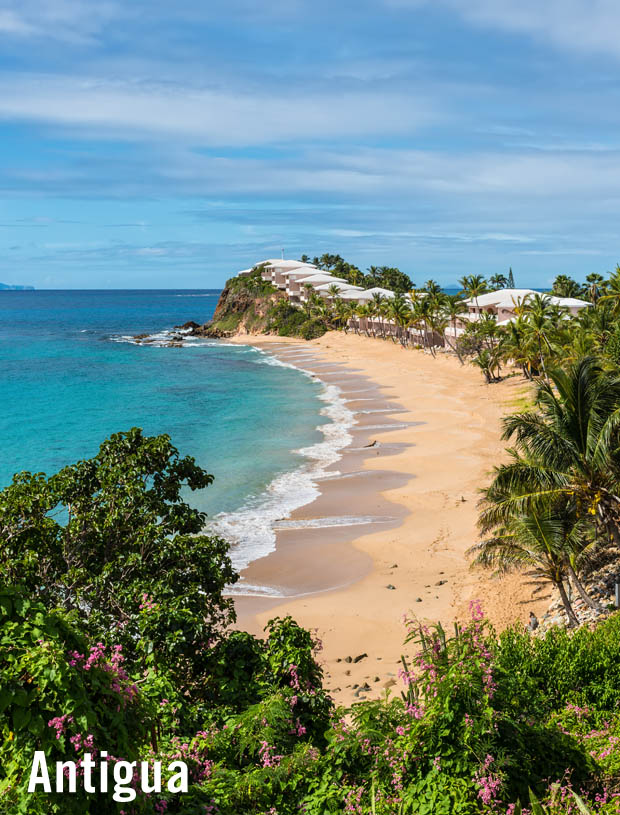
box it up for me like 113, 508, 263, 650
0, 290, 350, 581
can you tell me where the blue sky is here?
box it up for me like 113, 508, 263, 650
1, 1, 620, 289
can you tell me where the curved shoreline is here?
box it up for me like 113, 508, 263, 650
229, 331, 551, 707
225, 336, 415, 601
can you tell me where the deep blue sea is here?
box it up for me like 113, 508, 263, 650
0, 290, 352, 586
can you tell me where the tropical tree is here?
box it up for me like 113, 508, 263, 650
0, 429, 238, 694
388, 294, 411, 345
470, 506, 582, 625
458, 274, 489, 310
302, 283, 315, 315
489, 273, 508, 290
499, 315, 539, 379
478, 357, 620, 554
521, 294, 565, 381
585, 272, 606, 304
471, 346, 502, 383
371, 292, 387, 338
551, 274, 582, 299
326, 283, 343, 300
442, 295, 467, 364
599, 264, 620, 315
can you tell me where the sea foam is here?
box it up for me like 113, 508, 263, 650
211, 347, 356, 590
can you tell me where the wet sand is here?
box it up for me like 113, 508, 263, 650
227, 332, 550, 705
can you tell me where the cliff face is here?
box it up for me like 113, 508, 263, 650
206, 284, 285, 335
184, 270, 327, 340
187, 276, 287, 338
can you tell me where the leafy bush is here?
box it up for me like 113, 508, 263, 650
6, 432, 620, 813
0, 586, 152, 814
0, 428, 238, 698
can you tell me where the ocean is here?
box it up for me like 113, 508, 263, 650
0, 290, 353, 587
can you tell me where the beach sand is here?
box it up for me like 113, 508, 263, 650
228, 332, 549, 706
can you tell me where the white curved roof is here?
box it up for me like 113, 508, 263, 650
294, 273, 348, 285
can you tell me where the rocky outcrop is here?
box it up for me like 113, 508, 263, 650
185, 282, 286, 338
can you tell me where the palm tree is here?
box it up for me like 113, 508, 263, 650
479, 357, 620, 553
423, 279, 442, 297
388, 295, 411, 346
471, 347, 502, 383
301, 283, 314, 314
585, 273, 605, 304
327, 283, 342, 300
521, 294, 563, 382
599, 265, 620, 315
426, 298, 448, 357
470, 507, 581, 626
489, 273, 508, 290
442, 295, 466, 363
371, 292, 387, 338
499, 315, 538, 379
458, 274, 489, 311
551, 274, 582, 299
333, 297, 348, 331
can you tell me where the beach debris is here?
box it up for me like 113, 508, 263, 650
528, 612, 539, 632
386, 584, 396, 590
352, 683, 359, 689
390, 563, 398, 568
364, 440, 378, 447
374, 676, 380, 682
435, 579, 447, 586
344, 656, 352, 663
345, 670, 351, 676
416, 597, 422, 602
360, 682, 371, 691
353, 653, 368, 663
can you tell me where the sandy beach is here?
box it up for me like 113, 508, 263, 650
228, 332, 549, 706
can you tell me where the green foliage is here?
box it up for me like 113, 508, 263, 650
265, 300, 327, 339
0, 428, 238, 696
0, 586, 152, 814
7, 429, 620, 813
225, 265, 277, 296
604, 320, 620, 365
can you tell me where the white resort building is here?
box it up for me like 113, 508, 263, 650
234, 260, 591, 348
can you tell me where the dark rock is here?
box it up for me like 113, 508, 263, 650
353, 653, 368, 664
386, 584, 396, 590
344, 656, 352, 664
436, 579, 447, 586
416, 597, 423, 602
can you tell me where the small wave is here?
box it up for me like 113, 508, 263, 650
273, 515, 395, 530
211, 347, 356, 574
352, 422, 411, 431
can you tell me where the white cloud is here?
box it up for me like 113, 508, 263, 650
0, 10, 36, 35
389, 0, 620, 58
0, 73, 436, 145
0, 1, 121, 43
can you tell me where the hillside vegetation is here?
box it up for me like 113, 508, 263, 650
198, 269, 329, 340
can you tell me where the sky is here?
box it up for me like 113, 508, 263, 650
1, 1, 620, 289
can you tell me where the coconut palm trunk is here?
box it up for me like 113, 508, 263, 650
556, 578, 580, 627
566, 562, 605, 613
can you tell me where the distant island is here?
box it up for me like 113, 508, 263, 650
0, 282, 34, 290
